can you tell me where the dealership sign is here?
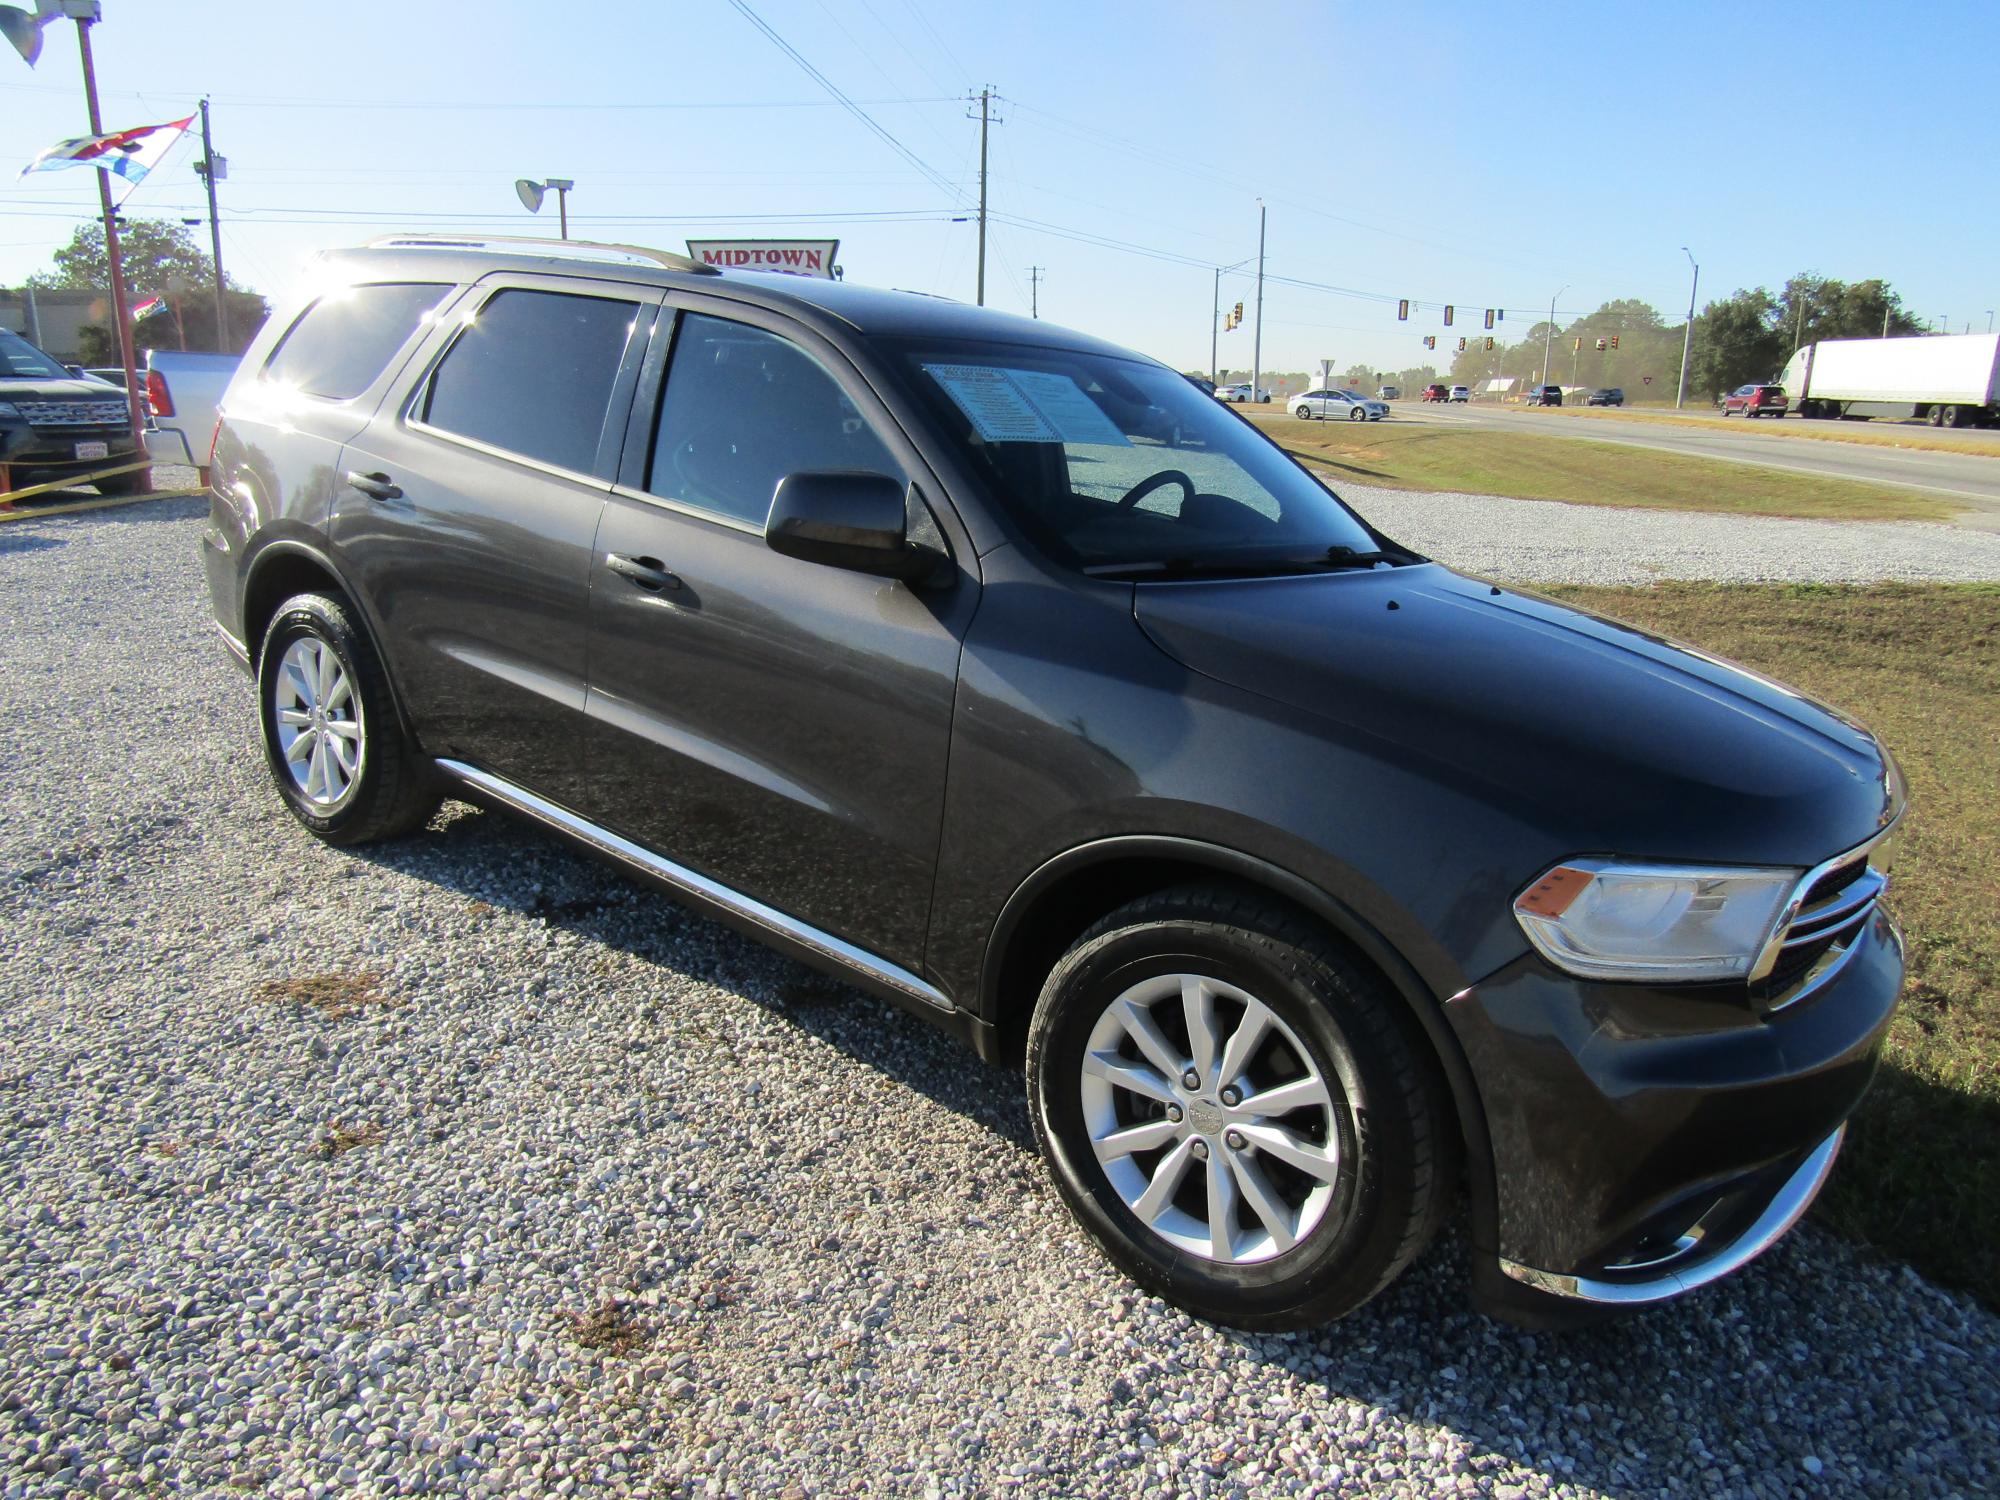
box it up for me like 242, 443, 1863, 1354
686, 239, 839, 278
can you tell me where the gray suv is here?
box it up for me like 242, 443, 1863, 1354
207, 237, 1903, 1330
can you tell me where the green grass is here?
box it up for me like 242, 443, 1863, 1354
1542, 582, 2000, 1308
1243, 411, 1956, 521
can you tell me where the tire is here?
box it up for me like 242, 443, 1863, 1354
1025, 884, 1455, 1330
1294, 405, 1312, 421
1942, 405, 1963, 429
1927, 406, 1945, 427
256, 592, 439, 846
1347, 407, 1366, 422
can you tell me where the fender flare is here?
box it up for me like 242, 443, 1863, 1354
979, 833, 1499, 1255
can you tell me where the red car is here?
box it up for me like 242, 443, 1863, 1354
1721, 384, 1787, 418
1420, 383, 1449, 402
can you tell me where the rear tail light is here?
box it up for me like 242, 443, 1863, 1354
145, 369, 173, 418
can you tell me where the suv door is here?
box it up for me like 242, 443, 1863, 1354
580, 304, 978, 975
329, 275, 657, 804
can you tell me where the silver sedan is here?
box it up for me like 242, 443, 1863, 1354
1292, 389, 1388, 422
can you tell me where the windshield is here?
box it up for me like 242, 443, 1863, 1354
0, 328, 70, 380
886, 337, 1384, 572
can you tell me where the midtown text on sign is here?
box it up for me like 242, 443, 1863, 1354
685, 239, 840, 279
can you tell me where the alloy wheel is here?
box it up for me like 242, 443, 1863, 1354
1079, 972, 1341, 1264
272, 635, 365, 809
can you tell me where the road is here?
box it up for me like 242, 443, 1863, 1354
1399, 402, 2000, 526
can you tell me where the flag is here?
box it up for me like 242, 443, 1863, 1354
20, 115, 194, 186
130, 295, 165, 319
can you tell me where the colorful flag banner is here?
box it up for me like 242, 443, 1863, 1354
19, 115, 194, 186
129, 295, 165, 319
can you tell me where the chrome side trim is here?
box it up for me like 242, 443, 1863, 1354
213, 620, 250, 667
1750, 818, 1902, 984
435, 758, 953, 1014
1498, 1126, 1844, 1305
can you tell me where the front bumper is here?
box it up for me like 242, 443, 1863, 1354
1450, 907, 1903, 1326
1, 423, 143, 484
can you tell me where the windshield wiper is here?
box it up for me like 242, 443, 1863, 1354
1084, 544, 1403, 581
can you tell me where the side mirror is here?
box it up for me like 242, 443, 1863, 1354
66, 365, 87, 377
766, 471, 933, 581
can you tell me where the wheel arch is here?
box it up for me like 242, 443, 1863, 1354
974, 835, 1498, 1252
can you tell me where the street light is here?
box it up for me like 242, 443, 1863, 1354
1, 0, 149, 486
1676, 247, 1699, 410
1539, 284, 1568, 388
515, 177, 575, 239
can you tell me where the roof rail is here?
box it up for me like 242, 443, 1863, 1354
361, 233, 721, 276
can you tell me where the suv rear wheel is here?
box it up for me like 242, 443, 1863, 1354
256, 592, 438, 845
1025, 885, 1454, 1329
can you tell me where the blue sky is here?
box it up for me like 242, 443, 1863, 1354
3, 0, 1996, 375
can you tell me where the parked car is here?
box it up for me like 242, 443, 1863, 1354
1292, 389, 1387, 422
208, 236, 1905, 1332
1447, 385, 1471, 402
1532, 385, 1563, 406
1721, 384, 1788, 418
1377, 385, 1400, 401
1215, 383, 1269, 404
142, 349, 239, 468
0, 326, 148, 495
1420, 383, 1449, 402
1585, 387, 1624, 407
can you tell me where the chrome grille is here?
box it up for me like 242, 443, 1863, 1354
14, 399, 130, 427
1751, 831, 1895, 1011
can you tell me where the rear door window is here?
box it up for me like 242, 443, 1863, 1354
646, 313, 903, 526
419, 288, 641, 475
263, 282, 450, 401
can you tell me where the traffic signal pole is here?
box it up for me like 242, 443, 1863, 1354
1210, 266, 1220, 386
1251, 200, 1265, 403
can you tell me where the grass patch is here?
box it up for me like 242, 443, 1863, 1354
312, 1122, 384, 1159
257, 969, 395, 1020
1245, 411, 1954, 521
567, 1298, 653, 1356
1541, 581, 2000, 1307
1549, 404, 2000, 457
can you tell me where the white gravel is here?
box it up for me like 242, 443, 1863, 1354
2, 494, 1997, 1498
1334, 482, 2000, 584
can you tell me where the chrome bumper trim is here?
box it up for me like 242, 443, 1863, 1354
436, 758, 954, 1014
1498, 1125, 1845, 1305
213, 620, 250, 668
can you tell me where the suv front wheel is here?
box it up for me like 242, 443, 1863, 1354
1026, 885, 1455, 1329
256, 591, 438, 845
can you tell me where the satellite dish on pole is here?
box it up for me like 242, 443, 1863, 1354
515, 178, 546, 214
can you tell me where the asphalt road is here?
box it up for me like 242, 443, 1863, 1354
1398, 403, 2000, 526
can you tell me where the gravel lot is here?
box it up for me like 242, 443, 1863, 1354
2, 494, 1997, 1499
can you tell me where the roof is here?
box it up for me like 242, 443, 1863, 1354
318, 235, 1138, 361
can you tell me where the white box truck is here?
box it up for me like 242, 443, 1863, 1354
1778, 333, 2000, 427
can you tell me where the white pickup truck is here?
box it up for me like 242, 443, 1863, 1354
141, 350, 238, 471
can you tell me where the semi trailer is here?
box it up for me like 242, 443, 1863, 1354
1778, 332, 2000, 427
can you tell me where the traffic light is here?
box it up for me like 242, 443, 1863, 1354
1496, 309, 1504, 323
1397, 298, 1409, 321
1456, 337, 1467, 352
1594, 338, 1607, 352
1423, 335, 1436, 349
1485, 337, 1495, 350
1443, 305, 1454, 326
1609, 335, 1620, 350
1483, 308, 1494, 330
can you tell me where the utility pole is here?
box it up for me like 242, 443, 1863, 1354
1026, 265, 1042, 318
1676, 247, 1698, 410
968, 87, 1000, 307
1540, 285, 1567, 386
194, 96, 227, 351
1883, 307, 1892, 338
1251, 200, 1265, 403
1210, 266, 1220, 386
73, 10, 148, 481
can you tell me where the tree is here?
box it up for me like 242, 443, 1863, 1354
29, 217, 267, 355
1342, 362, 1376, 390
1690, 288, 1783, 400
1774, 273, 1923, 352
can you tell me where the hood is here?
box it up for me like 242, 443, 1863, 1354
1134, 563, 1899, 866
0, 376, 127, 402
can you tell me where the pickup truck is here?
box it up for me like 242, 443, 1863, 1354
142, 350, 239, 471
1, 326, 148, 495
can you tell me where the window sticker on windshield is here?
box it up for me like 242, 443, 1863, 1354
1009, 370, 1131, 447
922, 363, 1133, 447
923, 364, 1059, 442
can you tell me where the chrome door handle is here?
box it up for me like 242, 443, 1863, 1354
346, 470, 402, 501
606, 552, 679, 591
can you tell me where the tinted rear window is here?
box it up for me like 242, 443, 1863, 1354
263, 282, 449, 400
420, 289, 640, 475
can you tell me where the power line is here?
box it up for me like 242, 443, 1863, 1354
0, 80, 961, 112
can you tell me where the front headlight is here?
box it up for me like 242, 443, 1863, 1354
1513, 859, 1800, 983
